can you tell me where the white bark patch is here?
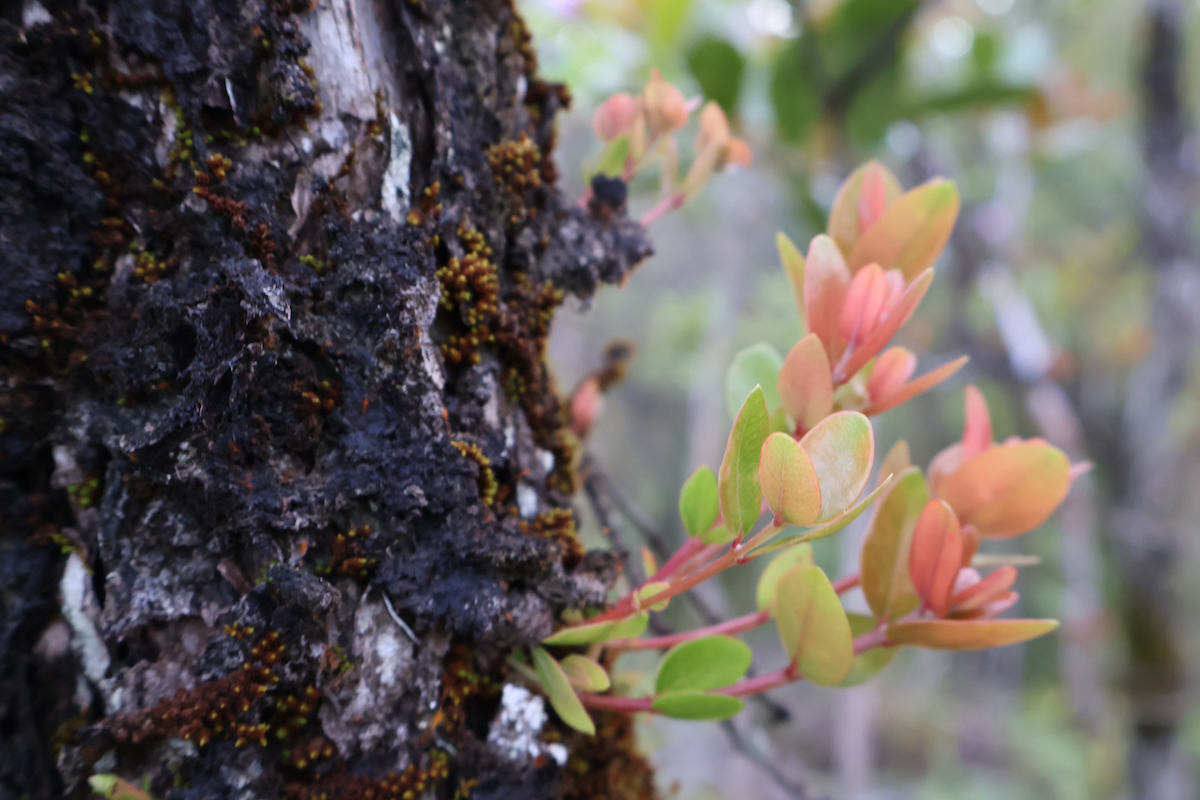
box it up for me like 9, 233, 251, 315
22, 1, 52, 27
381, 112, 412, 222
487, 684, 568, 765
61, 553, 110, 685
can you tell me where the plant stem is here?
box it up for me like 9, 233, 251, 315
832, 573, 861, 594
649, 536, 705, 582
639, 192, 683, 226
607, 610, 771, 651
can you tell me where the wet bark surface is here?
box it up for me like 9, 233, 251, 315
0, 1, 654, 798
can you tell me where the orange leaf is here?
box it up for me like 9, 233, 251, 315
759, 432, 822, 526
962, 384, 992, 459
834, 269, 933, 384
950, 565, 1017, 614
827, 161, 902, 258
887, 618, 1058, 650
803, 235, 851, 365
908, 500, 962, 618
777, 334, 834, 433
862, 356, 969, 417
848, 179, 960, 281
937, 442, 1071, 538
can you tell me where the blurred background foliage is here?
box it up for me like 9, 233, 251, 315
524, 0, 1200, 797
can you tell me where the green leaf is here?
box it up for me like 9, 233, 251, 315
532, 647, 595, 734
686, 36, 746, 115
679, 465, 720, 538
655, 635, 753, 693
759, 432, 822, 526
774, 564, 854, 686
777, 232, 806, 323
699, 523, 734, 545
560, 655, 611, 692
634, 581, 671, 612
591, 136, 629, 179
726, 343, 785, 416
769, 406, 791, 435
645, 0, 693, 51
859, 467, 928, 621
542, 612, 649, 646
799, 411, 875, 521
89, 776, 153, 800
771, 39, 821, 142
751, 476, 891, 556
651, 690, 745, 720
718, 386, 771, 535
755, 544, 814, 612
838, 613, 898, 687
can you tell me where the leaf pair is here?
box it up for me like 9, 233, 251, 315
651, 636, 751, 720
532, 647, 597, 735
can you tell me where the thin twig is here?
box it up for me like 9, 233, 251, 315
720, 719, 820, 800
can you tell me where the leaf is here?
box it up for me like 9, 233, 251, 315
937, 442, 1071, 538
835, 268, 934, 382
770, 39, 821, 142
774, 564, 854, 686
759, 432, 822, 526
634, 581, 671, 612
827, 161, 902, 258
876, 439, 911, 490
907, 500, 962, 618
752, 477, 891, 555
642, 547, 658, 578
652, 690, 745, 720
859, 467, 928, 620
655, 636, 753, 693
718, 386, 771, 535
887, 619, 1059, 650
769, 406, 791, 435
679, 465, 720, 538
699, 523, 734, 545
560, 655, 611, 692
799, 411, 874, 521
861, 356, 969, 417
962, 384, 993, 459
686, 36, 746, 114
777, 334, 834, 434
645, 0, 693, 50
532, 647, 595, 734
726, 343, 785, 416
543, 612, 649, 646
89, 776, 153, 800
848, 179, 960, 281
838, 613, 899, 687
803, 235, 852, 364
756, 544, 814, 611
591, 136, 629, 179
778, 232, 806, 323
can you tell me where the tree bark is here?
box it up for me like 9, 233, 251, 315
0, 1, 654, 798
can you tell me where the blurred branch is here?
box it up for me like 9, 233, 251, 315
720, 719, 822, 800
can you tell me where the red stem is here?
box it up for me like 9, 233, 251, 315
833, 573, 861, 594
608, 610, 771, 651
639, 193, 683, 226
649, 537, 705, 583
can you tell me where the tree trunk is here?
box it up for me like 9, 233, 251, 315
0, 1, 654, 798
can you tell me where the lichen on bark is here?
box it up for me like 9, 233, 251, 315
0, 1, 654, 798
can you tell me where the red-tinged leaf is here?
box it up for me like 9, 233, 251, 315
777, 232, 806, 321
876, 440, 911, 490
908, 500, 962, 618
803, 235, 851, 365
862, 356, 969, 417
750, 477, 891, 556
777, 334, 834, 433
775, 564, 854, 686
886, 618, 1059, 651
827, 161, 902, 257
860, 467, 928, 620
937, 442, 1071, 538
719, 387, 771, 534
760, 432, 822, 526
962, 384, 992, 459
835, 269, 933, 384
950, 565, 1017, 614
560, 655, 611, 692
799, 411, 874, 521
865, 347, 916, 402
848, 179, 960, 281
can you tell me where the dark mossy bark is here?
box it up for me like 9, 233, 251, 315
0, 1, 654, 798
